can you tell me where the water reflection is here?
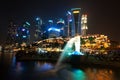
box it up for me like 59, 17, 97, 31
16, 62, 24, 72
72, 69, 86, 80
85, 68, 114, 80
34, 61, 54, 72
53, 68, 86, 80
0, 53, 120, 80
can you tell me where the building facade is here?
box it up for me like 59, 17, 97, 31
34, 17, 42, 41
71, 8, 81, 36
81, 14, 88, 36
7, 21, 18, 44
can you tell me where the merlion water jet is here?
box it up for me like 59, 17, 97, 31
56, 35, 84, 67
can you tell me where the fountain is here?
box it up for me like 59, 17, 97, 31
41, 35, 85, 78
56, 35, 84, 67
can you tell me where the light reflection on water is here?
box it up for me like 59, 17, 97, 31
85, 68, 114, 80
0, 53, 120, 80
34, 61, 54, 72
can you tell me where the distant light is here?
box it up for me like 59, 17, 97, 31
22, 28, 25, 31
48, 20, 53, 23
23, 35, 27, 38
57, 19, 65, 24
55, 28, 60, 32
36, 17, 40, 21
69, 19, 72, 22
73, 11, 79, 14
48, 27, 60, 32
16, 34, 18, 37
25, 22, 30, 26
43, 31, 46, 33
67, 12, 72, 22
48, 28, 52, 31
67, 11, 72, 15
27, 30, 29, 34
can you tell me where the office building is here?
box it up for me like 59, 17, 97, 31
81, 14, 88, 36
71, 8, 81, 36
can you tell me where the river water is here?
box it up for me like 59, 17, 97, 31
0, 52, 120, 80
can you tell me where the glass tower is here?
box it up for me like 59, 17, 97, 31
71, 8, 81, 36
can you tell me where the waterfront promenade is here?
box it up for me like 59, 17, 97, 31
14, 49, 120, 68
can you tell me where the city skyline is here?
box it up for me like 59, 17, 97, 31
0, 0, 120, 43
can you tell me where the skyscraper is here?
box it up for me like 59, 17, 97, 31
81, 14, 88, 36
34, 17, 42, 41
57, 18, 65, 36
16, 26, 30, 44
67, 11, 72, 37
71, 8, 81, 36
7, 21, 18, 44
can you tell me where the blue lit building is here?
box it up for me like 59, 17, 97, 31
67, 8, 82, 37
71, 8, 81, 36
67, 11, 73, 37
57, 19, 65, 36
48, 27, 61, 38
47, 19, 65, 38
16, 26, 30, 44
34, 17, 42, 40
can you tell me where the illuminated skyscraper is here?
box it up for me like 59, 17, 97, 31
57, 18, 65, 36
67, 11, 72, 37
35, 17, 42, 40
71, 8, 81, 36
81, 14, 88, 36
16, 26, 30, 44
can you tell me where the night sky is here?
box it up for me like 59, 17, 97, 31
0, 0, 120, 43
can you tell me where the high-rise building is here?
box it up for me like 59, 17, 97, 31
7, 21, 18, 44
67, 11, 73, 37
16, 26, 30, 44
71, 8, 81, 36
81, 14, 88, 36
47, 19, 62, 38
57, 18, 65, 36
34, 17, 42, 41
48, 20, 54, 26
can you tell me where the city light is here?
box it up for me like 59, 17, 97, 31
16, 34, 19, 37
67, 11, 72, 22
22, 28, 25, 31
48, 20, 53, 23
36, 17, 40, 21
27, 30, 29, 34
48, 27, 60, 32
73, 11, 80, 14
57, 19, 65, 24
25, 22, 30, 26
67, 11, 72, 15
22, 35, 27, 38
